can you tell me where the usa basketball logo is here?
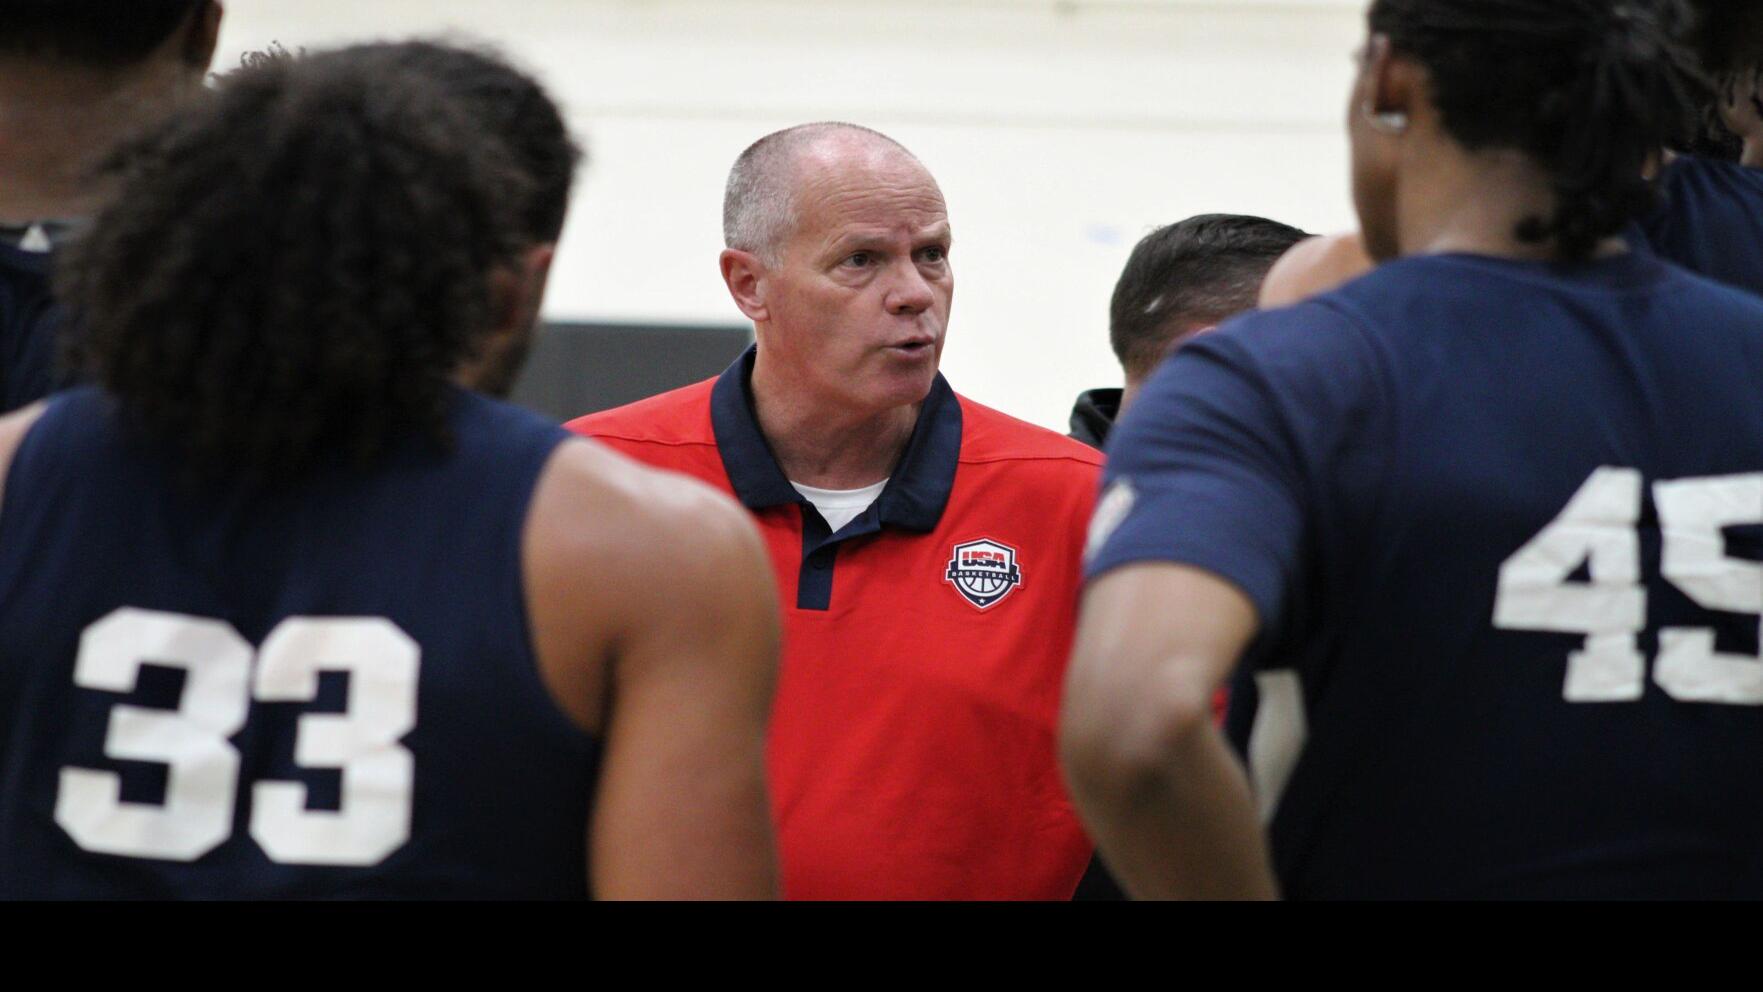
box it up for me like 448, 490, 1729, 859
945, 539, 1023, 610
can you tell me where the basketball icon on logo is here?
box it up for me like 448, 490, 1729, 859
945, 539, 1023, 610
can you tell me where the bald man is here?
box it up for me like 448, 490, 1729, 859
569, 123, 1101, 900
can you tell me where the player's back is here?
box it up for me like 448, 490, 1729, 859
1635, 155, 1763, 297
0, 386, 598, 898
1209, 251, 1763, 898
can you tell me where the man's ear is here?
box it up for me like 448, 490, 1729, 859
520, 242, 557, 302
488, 243, 557, 340
183, 1, 224, 73
720, 248, 770, 324
1356, 34, 1427, 134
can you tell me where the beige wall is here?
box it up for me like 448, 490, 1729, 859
214, 0, 1368, 429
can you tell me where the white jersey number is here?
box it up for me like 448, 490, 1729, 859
56, 608, 420, 864
56, 610, 252, 861
1495, 469, 1763, 703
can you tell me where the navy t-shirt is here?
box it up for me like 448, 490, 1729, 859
0, 239, 57, 413
1088, 252, 1763, 899
0, 387, 600, 898
1635, 155, 1763, 297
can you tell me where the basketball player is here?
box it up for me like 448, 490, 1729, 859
1070, 214, 1309, 449
571, 123, 1102, 899
1632, 2, 1763, 296
0, 46, 779, 898
1066, 0, 1763, 899
0, 0, 222, 413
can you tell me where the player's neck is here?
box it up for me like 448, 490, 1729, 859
1397, 149, 1565, 261
1742, 136, 1763, 169
749, 361, 919, 491
0, 61, 187, 223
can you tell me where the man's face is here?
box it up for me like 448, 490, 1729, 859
759, 145, 953, 415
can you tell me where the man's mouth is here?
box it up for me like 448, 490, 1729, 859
887, 340, 934, 356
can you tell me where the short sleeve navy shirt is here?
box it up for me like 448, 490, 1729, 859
1087, 251, 1763, 898
1635, 155, 1763, 297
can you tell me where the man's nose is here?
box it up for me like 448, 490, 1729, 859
885, 259, 936, 315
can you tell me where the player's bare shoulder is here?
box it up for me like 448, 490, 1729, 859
522, 434, 777, 731
534, 434, 765, 575
1259, 232, 1374, 310
0, 402, 47, 509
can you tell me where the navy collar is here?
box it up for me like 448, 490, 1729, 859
709, 345, 961, 535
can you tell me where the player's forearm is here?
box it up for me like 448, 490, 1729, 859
1066, 711, 1277, 900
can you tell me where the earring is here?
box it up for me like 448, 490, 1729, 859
1362, 102, 1409, 135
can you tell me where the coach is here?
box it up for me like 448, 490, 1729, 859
569, 123, 1100, 899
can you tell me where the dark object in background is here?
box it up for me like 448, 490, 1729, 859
1072, 853, 1129, 901
0, 231, 57, 414
1068, 387, 1120, 451
510, 321, 752, 423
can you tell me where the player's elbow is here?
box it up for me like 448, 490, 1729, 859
1060, 666, 1217, 814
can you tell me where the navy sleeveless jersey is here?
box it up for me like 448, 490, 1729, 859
0, 387, 600, 898
1634, 155, 1763, 297
0, 240, 57, 413
1088, 252, 1763, 899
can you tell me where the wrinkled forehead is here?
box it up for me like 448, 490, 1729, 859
787, 140, 949, 245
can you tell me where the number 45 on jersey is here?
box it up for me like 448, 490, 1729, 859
1495, 468, 1763, 704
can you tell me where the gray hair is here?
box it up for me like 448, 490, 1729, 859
722, 121, 914, 262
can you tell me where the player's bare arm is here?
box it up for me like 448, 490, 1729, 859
1060, 562, 1277, 900
525, 437, 781, 900
0, 401, 45, 508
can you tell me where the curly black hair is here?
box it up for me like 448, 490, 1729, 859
55, 43, 533, 479
349, 42, 580, 244
1369, 0, 1708, 259
0, 0, 209, 65
236, 40, 581, 244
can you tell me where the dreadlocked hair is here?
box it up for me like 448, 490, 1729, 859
56, 43, 532, 481
1369, 0, 1708, 259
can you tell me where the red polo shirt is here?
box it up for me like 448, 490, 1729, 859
568, 349, 1102, 899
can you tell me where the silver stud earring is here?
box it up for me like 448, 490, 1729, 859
1363, 102, 1409, 135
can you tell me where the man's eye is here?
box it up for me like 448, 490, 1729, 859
918, 246, 947, 264
846, 251, 874, 267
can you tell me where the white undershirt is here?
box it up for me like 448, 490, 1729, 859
791, 478, 888, 532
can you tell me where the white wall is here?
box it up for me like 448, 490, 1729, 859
214, 0, 1367, 430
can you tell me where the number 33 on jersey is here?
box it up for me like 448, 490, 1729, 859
1495, 468, 1763, 704
55, 608, 418, 865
